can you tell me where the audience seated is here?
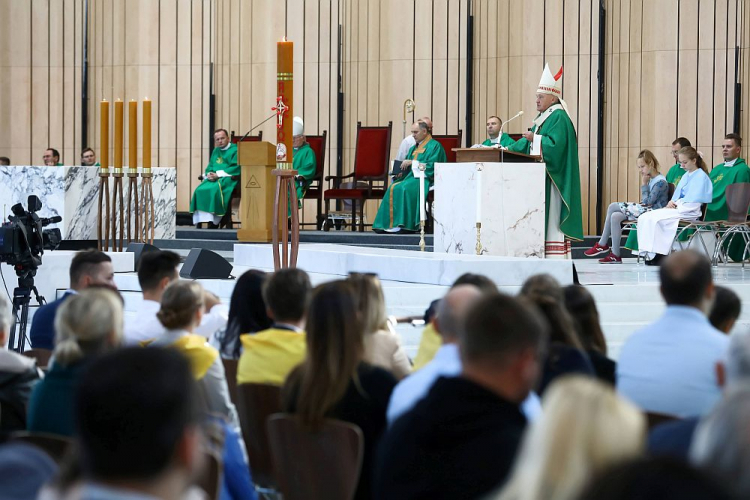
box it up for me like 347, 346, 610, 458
151, 281, 240, 433
30, 250, 115, 350
563, 285, 616, 384
237, 268, 311, 385
520, 275, 594, 394
124, 250, 228, 344
27, 288, 123, 437
71, 347, 205, 500
578, 457, 733, 500
709, 285, 742, 334
617, 250, 728, 417
348, 273, 411, 379
212, 269, 272, 359
495, 376, 645, 500
282, 281, 396, 500
0, 294, 42, 433
375, 292, 547, 500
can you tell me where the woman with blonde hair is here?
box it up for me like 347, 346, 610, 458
151, 280, 240, 433
348, 273, 411, 379
585, 149, 669, 263
27, 288, 124, 436
496, 376, 646, 500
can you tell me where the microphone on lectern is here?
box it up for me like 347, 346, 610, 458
500, 111, 524, 133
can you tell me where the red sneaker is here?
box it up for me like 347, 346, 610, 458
598, 253, 622, 264
584, 243, 610, 257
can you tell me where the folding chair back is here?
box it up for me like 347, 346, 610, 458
725, 182, 750, 222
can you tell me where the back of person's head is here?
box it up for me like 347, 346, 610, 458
53, 288, 123, 367
519, 273, 564, 302
283, 281, 363, 428
709, 286, 741, 334
461, 292, 548, 368
499, 376, 645, 500
578, 457, 732, 500
348, 273, 388, 334
525, 292, 584, 350
563, 285, 607, 354
69, 250, 113, 290
678, 146, 709, 174
157, 281, 204, 331
263, 268, 312, 323
727, 331, 750, 386
690, 385, 750, 497
659, 250, 713, 307
137, 250, 180, 292
220, 270, 272, 358
434, 285, 482, 342
75, 347, 200, 485
0, 156, 10, 166
0, 293, 10, 346
672, 137, 692, 148
451, 273, 497, 294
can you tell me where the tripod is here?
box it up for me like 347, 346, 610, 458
8, 272, 46, 353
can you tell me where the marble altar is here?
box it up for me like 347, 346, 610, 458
0, 166, 176, 240
433, 162, 546, 257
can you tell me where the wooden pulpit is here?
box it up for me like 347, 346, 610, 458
452, 148, 541, 163
237, 141, 281, 242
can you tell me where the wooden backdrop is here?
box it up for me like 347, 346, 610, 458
1, 0, 748, 235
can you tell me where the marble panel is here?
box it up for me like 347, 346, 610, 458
433, 162, 546, 258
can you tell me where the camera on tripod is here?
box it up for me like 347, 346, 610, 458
0, 195, 62, 277
0, 195, 62, 353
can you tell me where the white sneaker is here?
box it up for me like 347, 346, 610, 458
384, 227, 402, 233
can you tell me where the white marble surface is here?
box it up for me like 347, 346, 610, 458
233, 243, 574, 286
433, 162, 546, 257
0, 166, 176, 240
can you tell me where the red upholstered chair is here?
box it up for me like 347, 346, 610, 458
425, 132, 462, 233
300, 131, 328, 230
324, 121, 393, 232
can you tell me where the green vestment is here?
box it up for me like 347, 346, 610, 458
189, 143, 239, 216
666, 163, 685, 185
372, 136, 447, 232
707, 158, 750, 261
508, 108, 584, 241
481, 132, 517, 148
293, 142, 317, 203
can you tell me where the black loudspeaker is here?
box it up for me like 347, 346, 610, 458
126, 242, 160, 269
180, 248, 233, 279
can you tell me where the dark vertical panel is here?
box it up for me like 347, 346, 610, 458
676, 0, 680, 135
712, 0, 717, 158
445, 0, 449, 133
696, 0, 700, 138
726, 0, 730, 132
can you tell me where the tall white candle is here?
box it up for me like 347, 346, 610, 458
476, 164, 483, 223
419, 174, 426, 221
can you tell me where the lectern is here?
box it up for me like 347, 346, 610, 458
237, 141, 281, 242
452, 148, 541, 163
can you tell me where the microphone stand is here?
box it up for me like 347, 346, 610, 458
237, 113, 277, 143
500, 111, 524, 165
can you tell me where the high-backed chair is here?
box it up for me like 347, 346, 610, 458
236, 383, 282, 491
324, 122, 393, 232
300, 131, 328, 230
221, 358, 239, 405
11, 432, 74, 464
230, 130, 263, 144
426, 132, 462, 232
267, 414, 364, 500
712, 182, 750, 265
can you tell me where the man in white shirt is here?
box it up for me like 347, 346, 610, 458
617, 250, 729, 417
123, 250, 228, 344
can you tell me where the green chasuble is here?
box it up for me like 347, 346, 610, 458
666, 163, 685, 185
372, 136, 447, 232
707, 158, 750, 261
189, 143, 239, 217
481, 132, 517, 148
507, 108, 584, 241
293, 142, 317, 204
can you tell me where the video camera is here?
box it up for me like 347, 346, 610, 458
0, 195, 62, 280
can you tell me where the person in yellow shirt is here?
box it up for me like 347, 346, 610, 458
237, 268, 312, 385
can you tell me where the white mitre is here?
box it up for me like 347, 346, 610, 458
537, 63, 571, 119
293, 116, 304, 136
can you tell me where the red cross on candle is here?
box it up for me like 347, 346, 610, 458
271, 96, 289, 130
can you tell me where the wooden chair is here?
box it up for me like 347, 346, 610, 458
300, 131, 328, 230
221, 358, 239, 405
21, 348, 52, 370
195, 448, 223, 500
267, 413, 364, 500
11, 432, 74, 464
230, 130, 263, 144
324, 122, 393, 232
236, 383, 282, 490
426, 132, 462, 232
711, 182, 750, 265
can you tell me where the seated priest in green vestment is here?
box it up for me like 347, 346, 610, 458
475, 115, 517, 148
190, 129, 240, 228
373, 121, 447, 233
43, 148, 63, 166
80, 147, 100, 166
292, 116, 317, 207
507, 64, 584, 258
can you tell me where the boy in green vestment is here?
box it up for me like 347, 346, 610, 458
190, 129, 239, 228
478, 116, 517, 148
507, 64, 583, 258
373, 121, 447, 232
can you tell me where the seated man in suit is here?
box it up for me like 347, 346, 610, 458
29, 250, 116, 350
190, 128, 239, 228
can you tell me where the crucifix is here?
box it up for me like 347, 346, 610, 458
271, 95, 289, 130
